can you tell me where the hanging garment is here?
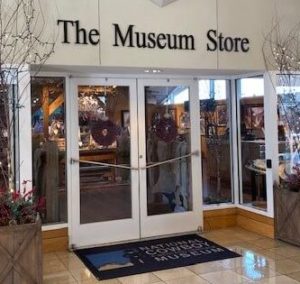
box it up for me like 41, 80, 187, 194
174, 140, 188, 209
43, 140, 60, 223
152, 140, 176, 194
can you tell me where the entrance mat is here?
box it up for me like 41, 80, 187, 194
74, 234, 240, 280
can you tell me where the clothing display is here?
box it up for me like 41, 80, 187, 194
149, 135, 190, 212
173, 139, 188, 210
34, 140, 60, 223
152, 140, 176, 194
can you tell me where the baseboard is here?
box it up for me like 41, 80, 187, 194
203, 208, 237, 231
42, 228, 68, 253
203, 207, 275, 239
236, 208, 274, 239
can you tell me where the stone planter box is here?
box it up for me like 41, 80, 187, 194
274, 185, 300, 247
0, 217, 42, 284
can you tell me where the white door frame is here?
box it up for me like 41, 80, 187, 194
138, 78, 202, 238
69, 77, 140, 248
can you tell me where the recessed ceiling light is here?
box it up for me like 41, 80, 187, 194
144, 69, 162, 73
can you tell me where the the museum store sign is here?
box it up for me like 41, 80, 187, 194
57, 20, 250, 53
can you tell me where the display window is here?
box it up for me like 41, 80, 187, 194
31, 77, 67, 224
199, 80, 233, 205
236, 77, 267, 210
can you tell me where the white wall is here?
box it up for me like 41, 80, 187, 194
39, 0, 300, 71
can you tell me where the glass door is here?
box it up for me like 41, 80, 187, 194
70, 78, 140, 248
138, 79, 202, 238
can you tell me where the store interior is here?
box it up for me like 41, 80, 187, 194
30, 76, 276, 225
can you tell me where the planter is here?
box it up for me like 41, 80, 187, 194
274, 185, 300, 247
0, 217, 42, 284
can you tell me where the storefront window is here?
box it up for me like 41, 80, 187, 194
199, 80, 233, 205
31, 77, 67, 224
237, 77, 267, 210
277, 75, 300, 191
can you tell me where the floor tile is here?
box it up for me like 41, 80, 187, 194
252, 249, 287, 261
44, 255, 64, 268
254, 275, 300, 283
187, 257, 250, 274
233, 265, 280, 281
61, 255, 86, 270
81, 278, 122, 284
44, 252, 60, 261
118, 272, 161, 284
287, 271, 300, 282
230, 241, 264, 251
268, 259, 300, 274
234, 231, 263, 241
70, 267, 98, 282
253, 238, 286, 249
290, 256, 300, 264
268, 246, 300, 258
43, 271, 77, 284
43, 259, 68, 277
56, 251, 75, 259
228, 245, 266, 260
187, 261, 229, 274
165, 274, 209, 284
153, 267, 195, 281
200, 269, 251, 284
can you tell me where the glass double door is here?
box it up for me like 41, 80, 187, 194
70, 78, 201, 248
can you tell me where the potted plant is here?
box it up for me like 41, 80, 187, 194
274, 169, 300, 247
0, 183, 45, 284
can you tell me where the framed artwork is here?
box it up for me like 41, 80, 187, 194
244, 106, 264, 129
169, 108, 177, 121
251, 106, 264, 129
216, 105, 227, 126
121, 110, 130, 128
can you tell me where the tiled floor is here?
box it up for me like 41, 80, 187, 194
43, 227, 300, 283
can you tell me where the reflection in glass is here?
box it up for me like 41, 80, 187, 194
31, 77, 67, 224
237, 77, 267, 210
145, 86, 192, 216
199, 80, 232, 204
77, 86, 131, 224
277, 75, 300, 191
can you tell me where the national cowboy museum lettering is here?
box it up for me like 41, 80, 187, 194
56, 20, 250, 53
